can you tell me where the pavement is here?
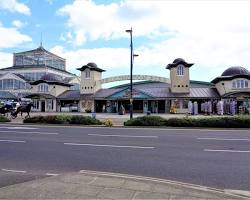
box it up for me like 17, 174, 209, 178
0, 170, 248, 199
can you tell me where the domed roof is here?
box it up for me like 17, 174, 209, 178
87, 62, 98, 68
221, 66, 250, 76
173, 58, 186, 64
40, 73, 62, 82
77, 62, 106, 72
166, 58, 194, 69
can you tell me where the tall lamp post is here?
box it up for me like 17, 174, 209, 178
126, 27, 138, 119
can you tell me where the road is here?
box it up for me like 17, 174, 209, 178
0, 124, 250, 191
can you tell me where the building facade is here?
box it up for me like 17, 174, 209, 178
1, 46, 250, 115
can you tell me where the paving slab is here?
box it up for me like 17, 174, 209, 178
0, 170, 248, 199
123, 179, 153, 192
89, 176, 125, 188
133, 191, 170, 199
97, 187, 135, 199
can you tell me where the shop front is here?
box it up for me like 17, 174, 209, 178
25, 93, 56, 112
222, 92, 250, 114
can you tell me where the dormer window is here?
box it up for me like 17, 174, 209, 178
177, 64, 184, 76
232, 79, 248, 89
85, 69, 90, 78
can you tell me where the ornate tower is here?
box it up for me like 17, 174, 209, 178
166, 58, 194, 93
77, 62, 105, 94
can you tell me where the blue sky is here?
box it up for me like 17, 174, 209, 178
1, 0, 250, 84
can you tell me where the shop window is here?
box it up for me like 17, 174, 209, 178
183, 100, 189, 109
46, 99, 53, 111
32, 99, 39, 110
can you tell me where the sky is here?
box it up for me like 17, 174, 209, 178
1, 0, 250, 84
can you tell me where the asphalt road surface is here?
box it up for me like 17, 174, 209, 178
0, 124, 250, 190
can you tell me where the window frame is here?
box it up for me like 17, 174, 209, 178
232, 79, 249, 89
85, 69, 90, 78
176, 64, 184, 76
38, 83, 49, 93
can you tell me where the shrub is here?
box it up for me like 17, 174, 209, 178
124, 115, 250, 128
70, 115, 102, 125
104, 119, 113, 127
124, 116, 166, 126
23, 116, 45, 123
165, 116, 250, 128
0, 115, 10, 122
24, 115, 102, 125
165, 118, 195, 127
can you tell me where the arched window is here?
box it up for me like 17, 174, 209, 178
38, 83, 49, 92
177, 65, 184, 76
85, 69, 90, 78
232, 79, 249, 89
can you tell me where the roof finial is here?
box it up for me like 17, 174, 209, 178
40, 32, 43, 47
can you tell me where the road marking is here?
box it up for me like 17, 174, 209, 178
2, 168, 27, 173
64, 142, 155, 149
2, 124, 250, 133
88, 133, 158, 138
0, 130, 58, 135
198, 137, 250, 141
46, 173, 59, 176
0, 139, 26, 143
2, 127, 39, 130
204, 149, 250, 153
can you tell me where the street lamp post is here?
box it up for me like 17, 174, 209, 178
126, 27, 138, 119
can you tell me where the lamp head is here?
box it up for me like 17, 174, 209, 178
125, 28, 132, 33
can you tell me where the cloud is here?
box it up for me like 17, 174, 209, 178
58, 1, 250, 44
55, 0, 250, 80
56, 0, 250, 81
0, 52, 13, 68
51, 27, 250, 81
0, 23, 32, 48
50, 45, 130, 72
12, 20, 25, 28
0, 0, 31, 15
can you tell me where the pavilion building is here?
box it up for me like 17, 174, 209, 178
0, 45, 250, 114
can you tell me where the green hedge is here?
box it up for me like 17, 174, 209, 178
124, 116, 166, 126
23, 115, 102, 125
0, 115, 10, 122
124, 116, 250, 128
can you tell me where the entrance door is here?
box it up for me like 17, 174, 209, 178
41, 101, 45, 112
